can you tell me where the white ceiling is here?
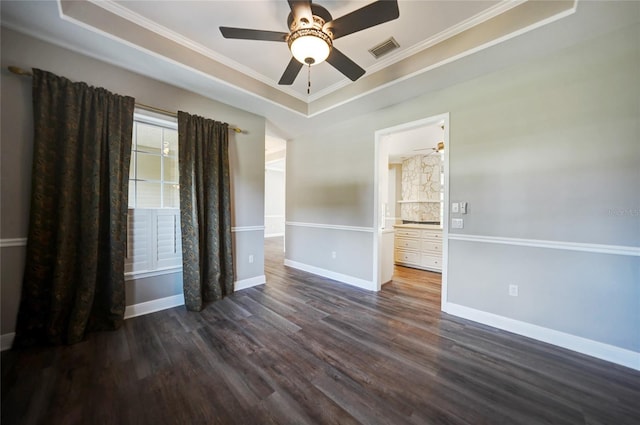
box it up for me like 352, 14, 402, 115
386, 121, 444, 164
110, 0, 504, 99
2, 1, 637, 140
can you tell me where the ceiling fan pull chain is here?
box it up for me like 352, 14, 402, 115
307, 64, 311, 95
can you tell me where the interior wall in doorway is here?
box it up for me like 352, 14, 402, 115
265, 135, 286, 238
386, 164, 402, 228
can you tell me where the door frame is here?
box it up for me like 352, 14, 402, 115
372, 113, 450, 309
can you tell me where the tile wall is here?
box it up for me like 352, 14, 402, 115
400, 154, 442, 222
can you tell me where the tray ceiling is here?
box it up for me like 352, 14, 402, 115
54, 0, 576, 116
7, 1, 627, 139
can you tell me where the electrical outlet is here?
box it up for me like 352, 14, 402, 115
331, 251, 337, 259
248, 254, 254, 264
451, 218, 464, 229
509, 284, 518, 297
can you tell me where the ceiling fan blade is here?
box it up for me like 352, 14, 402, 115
220, 27, 288, 42
325, 0, 400, 40
288, 0, 313, 23
278, 57, 304, 85
326, 47, 365, 82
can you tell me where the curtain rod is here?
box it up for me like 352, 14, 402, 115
7, 66, 243, 133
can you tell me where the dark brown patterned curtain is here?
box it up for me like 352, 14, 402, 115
14, 69, 135, 346
178, 111, 234, 311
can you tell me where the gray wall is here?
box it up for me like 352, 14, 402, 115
286, 16, 639, 354
1, 27, 266, 336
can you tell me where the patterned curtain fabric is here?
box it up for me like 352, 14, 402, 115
14, 69, 135, 346
178, 111, 234, 311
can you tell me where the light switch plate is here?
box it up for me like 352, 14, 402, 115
451, 202, 459, 213
452, 218, 464, 229
460, 202, 467, 214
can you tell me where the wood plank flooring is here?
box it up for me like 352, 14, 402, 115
2, 236, 639, 424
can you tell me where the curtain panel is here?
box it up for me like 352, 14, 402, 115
14, 69, 135, 346
178, 111, 234, 311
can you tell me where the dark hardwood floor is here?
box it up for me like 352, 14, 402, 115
2, 236, 639, 424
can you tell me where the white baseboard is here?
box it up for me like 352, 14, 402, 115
2, 278, 267, 350
235, 275, 266, 290
284, 259, 375, 291
124, 294, 185, 319
0, 300, 186, 349
264, 233, 284, 238
1, 332, 15, 351
443, 302, 640, 371
124, 274, 265, 318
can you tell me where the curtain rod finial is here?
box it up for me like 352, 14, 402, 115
8, 66, 32, 77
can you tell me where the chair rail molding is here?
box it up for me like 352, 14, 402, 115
231, 226, 265, 233
0, 238, 27, 248
286, 221, 374, 233
448, 233, 640, 257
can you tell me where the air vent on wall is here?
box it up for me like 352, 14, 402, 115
368, 37, 400, 59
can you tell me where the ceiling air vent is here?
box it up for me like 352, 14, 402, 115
368, 37, 400, 59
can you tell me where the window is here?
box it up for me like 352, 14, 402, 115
126, 112, 182, 279
129, 114, 179, 208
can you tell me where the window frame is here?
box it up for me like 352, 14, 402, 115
125, 110, 182, 281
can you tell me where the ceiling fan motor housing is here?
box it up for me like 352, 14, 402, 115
287, 4, 333, 32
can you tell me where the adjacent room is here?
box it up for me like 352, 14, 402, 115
1, 1, 638, 424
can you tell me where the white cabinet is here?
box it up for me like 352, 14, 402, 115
394, 226, 442, 272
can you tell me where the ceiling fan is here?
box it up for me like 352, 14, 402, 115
219, 0, 400, 86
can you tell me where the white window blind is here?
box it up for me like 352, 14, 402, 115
126, 208, 152, 273
125, 208, 182, 277
156, 209, 182, 269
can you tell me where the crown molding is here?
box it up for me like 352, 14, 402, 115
85, 0, 532, 105
86, 0, 308, 103
307, 0, 577, 117
308, 0, 528, 102
54, 0, 309, 117
48, 0, 577, 118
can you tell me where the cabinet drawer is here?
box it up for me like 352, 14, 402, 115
395, 250, 420, 265
396, 238, 420, 250
421, 255, 442, 270
422, 230, 442, 239
421, 241, 442, 253
395, 229, 420, 238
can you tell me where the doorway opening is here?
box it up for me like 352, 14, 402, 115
373, 113, 450, 309
264, 135, 287, 268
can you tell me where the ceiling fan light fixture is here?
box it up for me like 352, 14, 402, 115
288, 28, 332, 65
